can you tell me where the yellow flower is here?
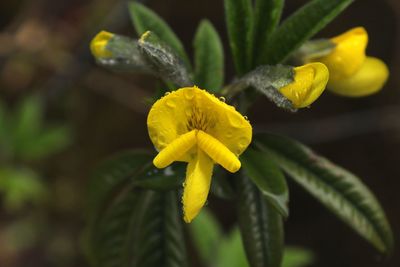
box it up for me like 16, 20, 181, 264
279, 63, 329, 108
147, 87, 252, 223
90, 31, 114, 58
312, 27, 389, 97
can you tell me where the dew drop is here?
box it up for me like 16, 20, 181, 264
164, 91, 171, 96
166, 99, 176, 108
184, 89, 195, 100
219, 96, 226, 102
228, 114, 243, 128
243, 116, 249, 121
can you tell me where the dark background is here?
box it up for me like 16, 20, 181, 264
0, 0, 399, 266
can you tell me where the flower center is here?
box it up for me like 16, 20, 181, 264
186, 106, 215, 132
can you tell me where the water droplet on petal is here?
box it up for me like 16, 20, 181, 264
219, 96, 226, 102
164, 91, 171, 96
166, 99, 176, 108
228, 114, 243, 128
184, 89, 195, 100
243, 116, 249, 121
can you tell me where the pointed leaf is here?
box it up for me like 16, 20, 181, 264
133, 190, 188, 267
236, 175, 284, 267
255, 133, 393, 254
138, 31, 192, 88
252, 0, 284, 67
224, 0, 253, 74
133, 164, 185, 191
264, 0, 354, 64
193, 20, 224, 92
190, 209, 223, 265
129, 2, 189, 66
242, 148, 289, 217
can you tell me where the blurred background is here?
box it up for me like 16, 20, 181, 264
0, 0, 399, 266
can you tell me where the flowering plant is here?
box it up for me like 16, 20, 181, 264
86, 1, 393, 267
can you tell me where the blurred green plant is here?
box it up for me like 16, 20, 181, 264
86, 1, 394, 267
0, 95, 70, 211
190, 209, 314, 267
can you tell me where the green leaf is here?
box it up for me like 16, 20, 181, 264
235, 174, 284, 267
0, 167, 46, 211
133, 164, 185, 191
193, 20, 224, 92
242, 148, 289, 217
138, 31, 192, 88
216, 227, 249, 267
282, 247, 315, 267
255, 133, 394, 254
264, 0, 354, 64
18, 126, 71, 161
252, 0, 284, 67
96, 33, 152, 73
129, 2, 189, 66
190, 208, 223, 265
224, 0, 253, 75
210, 166, 235, 200
12, 96, 43, 157
86, 150, 153, 224
133, 190, 188, 267
225, 65, 296, 112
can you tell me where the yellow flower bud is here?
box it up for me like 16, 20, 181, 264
279, 63, 329, 108
90, 31, 114, 58
316, 27, 368, 81
327, 57, 389, 97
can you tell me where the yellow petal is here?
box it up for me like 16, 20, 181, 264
197, 130, 241, 173
327, 57, 389, 97
279, 63, 329, 108
147, 87, 252, 158
182, 149, 214, 223
316, 27, 368, 80
90, 31, 114, 58
153, 130, 197, 168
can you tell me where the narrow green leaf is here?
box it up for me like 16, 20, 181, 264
190, 209, 223, 265
236, 174, 284, 267
264, 0, 354, 64
86, 151, 153, 223
216, 227, 249, 267
129, 2, 189, 66
12, 96, 43, 157
95, 33, 152, 73
138, 31, 192, 88
252, 0, 284, 67
282, 247, 315, 267
134, 190, 188, 267
224, 0, 253, 75
255, 133, 394, 254
225, 65, 296, 112
242, 148, 289, 217
211, 166, 235, 200
18, 126, 71, 161
193, 20, 224, 92
133, 164, 185, 191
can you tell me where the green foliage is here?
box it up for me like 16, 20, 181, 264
193, 20, 224, 92
0, 95, 71, 162
255, 133, 394, 254
138, 31, 192, 88
264, 0, 354, 64
236, 175, 284, 267
252, 0, 284, 67
0, 167, 46, 211
282, 247, 315, 267
242, 148, 289, 217
86, 151, 188, 267
224, 0, 253, 75
129, 2, 189, 66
